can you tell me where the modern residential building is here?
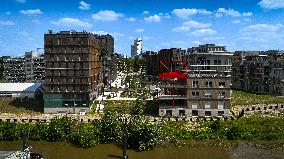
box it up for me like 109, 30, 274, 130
187, 44, 232, 117
94, 34, 117, 88
145, 48, 186, 79
43, 30, 103, 113
3, 51, 44, 83
131, 38, 142, 57
157, 44, 232, 117
232, 51, 284, 95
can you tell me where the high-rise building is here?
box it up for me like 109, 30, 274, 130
43, 30, 103, 113
131, 38, 142, 57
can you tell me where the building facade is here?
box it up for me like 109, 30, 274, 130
157, 45, 232, 117
232, 51, 284, 95
43, 30, 103, 113
3, 51, 45, 83
131, 38, 143, 57
187, 44, 232, 117
94, 34, 116, 88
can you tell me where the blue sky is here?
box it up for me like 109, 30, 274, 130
1, 0, 284, 56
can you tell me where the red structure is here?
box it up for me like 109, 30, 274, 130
158, 60, 188, 111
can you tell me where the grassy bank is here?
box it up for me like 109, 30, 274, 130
231, 90, 284, 108
0, 111, 284, 151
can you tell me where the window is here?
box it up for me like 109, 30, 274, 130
205, 111, 211, 116
192, 92, 199, 98
205, 92, 212, 98
166, 110, 172, 116
192, 81, 199, 88
205, 81, 212, 88
218, 92, 225, 99
219, 82, 225, 88
179, 110, 185, 117
218, 101, 224, 109
205, 102, 211, 109
218, 111, 224, 116
192, 102, 198, 109
192, 110, 198, 116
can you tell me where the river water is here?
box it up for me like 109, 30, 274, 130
0, 140, 283, 159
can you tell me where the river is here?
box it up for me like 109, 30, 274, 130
0, 140, 283, 159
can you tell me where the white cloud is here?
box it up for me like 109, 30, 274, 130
232, 20, 241, 24
144, 14, 161, 22
51, 17, 92, 28
143, 11, 150, 14
240, 23, 284, 44
19, 9, 43, 15
216, 8, 253, 17
125, 17, 136, 22
0, 20, 15, 25
79, 1, 91, 10
216, 8, 241, 17
258, 0, 284, 9
172, 20, 211, 32
192, 28, 217, 36
243, 12, 253, 16
135, 28, 144, 33
92, 31, 124, 37
92, 10, 124, 21
242, 24, 282, 33
158, 13, 171, 19
15, 0, 26, 3
172, 8, 212, 19
191, 40, 202, 46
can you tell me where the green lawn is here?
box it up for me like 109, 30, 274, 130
0, 98, 43, 115
231, 90, 284, 108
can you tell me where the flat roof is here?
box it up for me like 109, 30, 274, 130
0, 83, 42, 92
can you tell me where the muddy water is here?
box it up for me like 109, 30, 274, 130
0, 141, 283, 159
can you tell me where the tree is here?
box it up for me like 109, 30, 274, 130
127, 117, 163, 151
71, 123, 100, 148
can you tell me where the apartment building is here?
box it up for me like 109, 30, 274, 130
232, 51, 284, 95
187, 44, 232, 117
153, 44, 232, 117
94, 34, 116, 88
3, 51, 45, 83
43, 30, 103, 113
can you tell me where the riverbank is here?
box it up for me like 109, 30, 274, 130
0, 140, 283, 159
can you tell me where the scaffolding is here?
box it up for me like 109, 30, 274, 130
158, 60, 188, 116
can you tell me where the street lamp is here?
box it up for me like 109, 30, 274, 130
64, 104, 69, 115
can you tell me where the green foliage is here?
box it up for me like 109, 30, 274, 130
127, 118, 163, 151
47, 117, 74, 141
232, 90, 284, 107
71, 123, 100, 148
118, 57, 146, 74
99, 107, 123, 143
0, 57, 4, 80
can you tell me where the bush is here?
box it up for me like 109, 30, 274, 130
47, 117, 74, 141
99, 108, 123, 143
71, 123, 100, 148
127, 118, 163, 151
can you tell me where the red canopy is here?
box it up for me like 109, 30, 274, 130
159, 72, 187, 79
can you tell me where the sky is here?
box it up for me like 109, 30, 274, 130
1, 0, 284, 56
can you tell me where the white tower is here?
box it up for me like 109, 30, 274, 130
131, 38, 142, 57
